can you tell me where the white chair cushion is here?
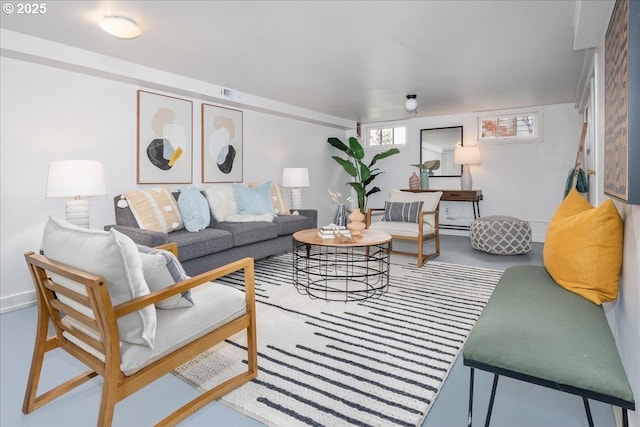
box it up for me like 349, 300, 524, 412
369, 220, 435, 238
42, 218, 157, 347
62, 280, 247, 375
389, 189, 442, 212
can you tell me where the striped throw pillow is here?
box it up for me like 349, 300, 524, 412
125, 188, 184, 233
383, 201, 424, 223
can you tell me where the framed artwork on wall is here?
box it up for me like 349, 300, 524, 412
201, 103, 243, 183
137, 90, 193, 184
604, 0, 639, 204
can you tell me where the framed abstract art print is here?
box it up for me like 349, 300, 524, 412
137, 90, 193, 184
201, 103, 243, 183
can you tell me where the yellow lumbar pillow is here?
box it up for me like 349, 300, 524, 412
543, 189, 623, 304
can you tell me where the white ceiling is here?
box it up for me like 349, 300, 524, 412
0, 1, 611, 123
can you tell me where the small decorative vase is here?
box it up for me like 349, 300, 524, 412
420, 168, 429, 190
409, 172, 421, 190
333, 204, 347, 227
347, 209, 366, 237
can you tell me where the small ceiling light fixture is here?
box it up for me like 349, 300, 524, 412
405, 94, 418, 112
99, 16, 142, 39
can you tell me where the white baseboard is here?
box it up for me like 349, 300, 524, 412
0, 290, 36, 314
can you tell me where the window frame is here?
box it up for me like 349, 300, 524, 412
476, 106, 543, 144
363, 120, 408, 150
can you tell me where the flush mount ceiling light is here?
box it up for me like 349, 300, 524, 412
99, 16, 142, 39
405, 94, 418, 112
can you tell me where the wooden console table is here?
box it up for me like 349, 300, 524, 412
401, 189, 483, 230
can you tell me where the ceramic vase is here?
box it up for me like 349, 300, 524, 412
409, 172, 421, 190
347, 209, 366, 237
420, 169, 429, 190
333, 204, 347, 227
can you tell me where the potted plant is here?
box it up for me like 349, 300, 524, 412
327, 136, 399, 213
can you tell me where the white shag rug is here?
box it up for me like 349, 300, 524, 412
174, 253, 501, 427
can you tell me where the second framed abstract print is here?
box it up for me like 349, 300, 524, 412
201, 104, 243, 183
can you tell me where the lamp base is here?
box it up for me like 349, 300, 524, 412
66, 199, 90, 228
290, 188, 302, 210
460, 165, 473, 191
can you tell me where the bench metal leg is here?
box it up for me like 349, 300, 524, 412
484, 374, 499, 427
582, 397, 595, 427
468, 368, 475, 427
623, 408, 629, 427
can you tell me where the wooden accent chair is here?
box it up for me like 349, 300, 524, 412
23, 242, 257, 426
366, 189, 442, 267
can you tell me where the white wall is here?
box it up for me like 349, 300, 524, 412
0, 56, 344, 312
364, 104, 583, 242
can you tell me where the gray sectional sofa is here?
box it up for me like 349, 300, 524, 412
106, 193, 317, 276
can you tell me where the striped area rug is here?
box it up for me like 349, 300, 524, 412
174, 253, 502, 427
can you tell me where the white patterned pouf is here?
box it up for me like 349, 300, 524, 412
470, 216, 532, 255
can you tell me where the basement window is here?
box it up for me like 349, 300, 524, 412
477, 107, 543, 143
364, 122, 407, 148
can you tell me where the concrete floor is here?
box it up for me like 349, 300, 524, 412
0, 235, 615, 427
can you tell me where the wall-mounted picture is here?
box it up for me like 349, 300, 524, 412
137, 90, 193, 184
201, 103, 243, 183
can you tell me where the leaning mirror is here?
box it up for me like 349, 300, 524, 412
420, 126, 463, 177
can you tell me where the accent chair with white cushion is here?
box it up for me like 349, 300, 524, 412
366, 189, 442, 267
23, 218, 257, 426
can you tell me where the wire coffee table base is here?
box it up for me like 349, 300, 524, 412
292, 232, 391, 302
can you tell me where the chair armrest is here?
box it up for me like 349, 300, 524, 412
104, 225, 169, 247
114, 257, 256, 318
291, 209, 318, 228
366, 208, 385, 227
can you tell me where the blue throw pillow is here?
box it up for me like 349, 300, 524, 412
234, 181, 275, 216
178, 187, 210, 232
137, 245, 194, 309
383, 201, 424, 223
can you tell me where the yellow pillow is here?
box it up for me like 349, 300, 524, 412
543, 189, 623, 304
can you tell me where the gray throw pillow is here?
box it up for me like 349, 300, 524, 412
383, 201, 424, 223
137, 245, 194, 309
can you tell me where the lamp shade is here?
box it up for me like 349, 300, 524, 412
282, 168, 310, 188
99, 16, 142, 39
46, 160, 107, 198
454, 146, 480, 165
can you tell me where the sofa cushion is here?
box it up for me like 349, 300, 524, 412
168, 228, 234, 261
42, 217, 156, 347
125, 187, 184, 233
273, 214, 313, 236
211, 221, 278, 246
178, 186, 210, 232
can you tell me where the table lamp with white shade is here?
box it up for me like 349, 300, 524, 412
46, 160, 107, 228
454, 146, 480, 191
282, 167, 309, 210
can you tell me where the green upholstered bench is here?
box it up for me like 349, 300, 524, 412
463, 265, 635, 427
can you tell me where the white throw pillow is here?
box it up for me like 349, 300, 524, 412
137, 246, 194, 309
42, 217, 157, 347
204, 184, 237, 222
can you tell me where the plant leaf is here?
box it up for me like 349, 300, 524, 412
327, 137, 350, 154
369, 148, 400, 167
331, 156, 357, 176
366, 186, 381, 197
348, 137, 365, 160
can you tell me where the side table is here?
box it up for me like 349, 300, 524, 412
402, 189, 483, 231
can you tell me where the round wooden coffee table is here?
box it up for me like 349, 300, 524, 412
292, 228, 392, 301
